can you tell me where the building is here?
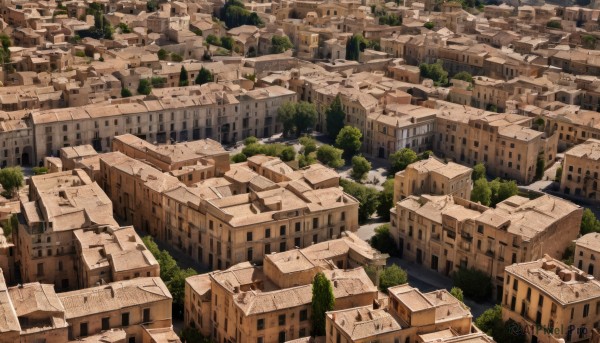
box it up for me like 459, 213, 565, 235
393, 157, 473, 204
326, 284, 491, 343
430, 100, 558, 184
184, 232, 387, 342
560, 139, 600, 200
391, 194, 582, 298
574, 232, 600, 279
502, 255, 600, 343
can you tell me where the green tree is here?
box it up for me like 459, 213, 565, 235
535, 153, 545, 180
420, 60, 448, 86
242, 143, 263, 157
472, 163, 486, 180
379, 264, 408, 291
2, 214, 17, 241
117, 22, 132, 33
581, 208, 600, 235
336, 126, 362, 160
121, 87, 132, 98
546, 20, 562, 29
179, 66, 189, 86
151, 76, 167, 88
453, 71, 473, 84
376, 179, 394, 220
219, 0, 264, 29
231, 153, 247, 163
157, 49, 168, 60
298, 153, 317, 168
244, 136, 258, 145
311, 272, 335, 336
171, 53, 183, 62
294, 102, 317, 137
325, 95, 346, 139
562, 242, 575, 265
277, 101, 297, 137
475, 305, 526, 343
32, 167, 48, 175
271, 35, 294, 53
206, 34, 222, 46
555, 165, 563, 182
486, 104, 498, 112
424, 21, 435, 29
340, 179, 379, 223
450, 287, 464, 302
452, 267, 492, 302
195, 67, 214, 85
351, 155, 371, 180
389, 148, 418, 174
582, 34, 597, 49
316, 145, 344, 168
494, 180, 518, 206
169, 268, 197, 310
369, 223, 397, 255
280, 146, 296, 162
299, 136, 317, 155
345, 34, 369, 61
137, 79, 152, 95
471, 178, 492, 206
221, 36, 234, 50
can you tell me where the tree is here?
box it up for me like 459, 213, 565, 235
581, 208, 600, 235
244, 136, 258, 145
206, 34, 222, 46
0, 34, 11, 66
280, 147, 296, 162
277, 101, 297, 137
369, 223, 397, 255
242, 143, 263, 157
486, 104, 498, 112
2, 214, 17, 241
351, 156, 371, 180
151, 76, 167, 88
299, 136, 317, 155
157, 49, 168, 60
450, 287, 464, 302
271, 35, 293, 53
195, 67, 214, 85
345, 34, 369, 61
316, 145, 344, 168
311, 272, 335, 336
420, 60, 448, 86
325, 95, 346, 139
452, 267, 492, 302
32, 167, 48, 175
424, 21, 435, 29
379, 264, 408, 291
476, 305, 526, 343
294, 102, 317, 137
179, 66, 189, 86
137, 79, 152, 95
471, 178, 492, 206
231, 153, 247, 163
472, 163, 486, 180
494, 180, 518, 206
336, 126, 362, 160
377, 179, 394, 220
340, 179, 379, 223
221, 36, 234, 50
582, 34, 597, 49
117, 22, 132, 33
535, 153, 545, 181
298, 153, 317, 168
389, 148, 418, 174
555, 165, 563, 182
220, 0, 264, 29
171, 53, 183, 62
546, 20, 562, 29
453, 71, 473, 84
121, 87, 132, 98
562, 242, 575, 265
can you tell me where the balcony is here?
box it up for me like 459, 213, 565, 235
431, 233, 441, 241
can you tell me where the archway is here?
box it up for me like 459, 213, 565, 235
21, 146, 33, 166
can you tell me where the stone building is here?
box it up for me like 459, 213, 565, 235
391, 194, 582, 299
393, 157, 473, 204
503, 255, 600, 343
326, 284, 494, 343
560, 139, 600, 200
574, 232, 600, 280
184, 232, 387, 343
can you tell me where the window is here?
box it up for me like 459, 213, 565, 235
122, 312, 130, 326
278, 331, 286, 343
102, 317, 110, 331
513, 279, 518, 291
526, 288, 531, 301
584, 304, 590, 317
313, 218, 318, 229
265, 228, 271, 238
278, 314, 286, 326
143, 308, 151, 323
257, 319, 265, 330
280, 242, 286, 252
477, 225, 484, 234
247, 232, 253, 242
258, 338, 264, 343
265, 243, 271, 255
300, 309, 308, 321
538, 295, 544, 308
280, 225, 286, 236
247, 248, 253, 261
295, 222, 301, 232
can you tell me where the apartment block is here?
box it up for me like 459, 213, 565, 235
560, 139, 600, 200
326, 284, 493, 343
393, 157, 473, 204
184, 232, 387, 343
15, 169, 159, 292
503, 256, 600, 343
391, 194, 582, 298
575, 233, 600, 280
430, 100, 558, 184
